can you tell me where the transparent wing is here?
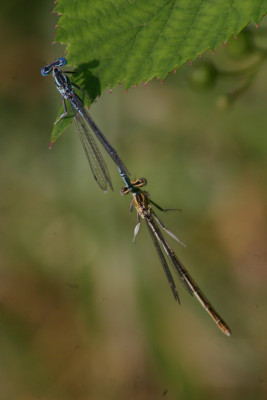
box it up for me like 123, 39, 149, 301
147, 214, 231, 336
74, 111, 113, 192
146, 215, 193, 296
76, 100, 130, 177
145, 219, 180, 303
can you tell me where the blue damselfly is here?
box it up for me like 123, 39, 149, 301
41, 58, 129, 192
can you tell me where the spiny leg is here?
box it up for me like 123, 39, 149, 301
152, 210, 186, 248
149, 198, 182, 213
54, 98, 70, 124
133, 212, 141, 243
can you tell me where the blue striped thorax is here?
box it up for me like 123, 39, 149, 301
53, 67, 73, 98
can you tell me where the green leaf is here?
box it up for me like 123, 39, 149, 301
50, 103, 73, 145
54, 0, 267, 90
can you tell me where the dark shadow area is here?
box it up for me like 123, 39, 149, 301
72, 59, 101, 103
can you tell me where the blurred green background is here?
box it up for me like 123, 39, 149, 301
0, 2, 266, 399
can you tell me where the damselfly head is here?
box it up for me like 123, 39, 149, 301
41, 57, 67, 76
41, 66, 51, 76
58, 57, 67, 67
120, 186, 129, 196
120, 177, 147, 196
133, 178, 147, 188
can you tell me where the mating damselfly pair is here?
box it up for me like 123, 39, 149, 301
41, 58, 231, 336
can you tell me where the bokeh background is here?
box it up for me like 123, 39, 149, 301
0, 2, 266, 399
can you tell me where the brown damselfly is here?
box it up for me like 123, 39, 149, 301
121, 177, 231, 336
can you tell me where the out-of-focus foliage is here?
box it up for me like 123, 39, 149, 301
0, 1, 266, 400
189, 26, 267, 109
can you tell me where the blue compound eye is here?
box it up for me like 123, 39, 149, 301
58, 57, 67, 67
41, 66, 51, 76
41, 57, 67, 76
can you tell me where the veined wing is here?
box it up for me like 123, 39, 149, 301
145, 218, 180, 303
147, 215, 231, 336
146, 216, 193, 296
76, 100, 130, 177
74, 111, 113, 192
